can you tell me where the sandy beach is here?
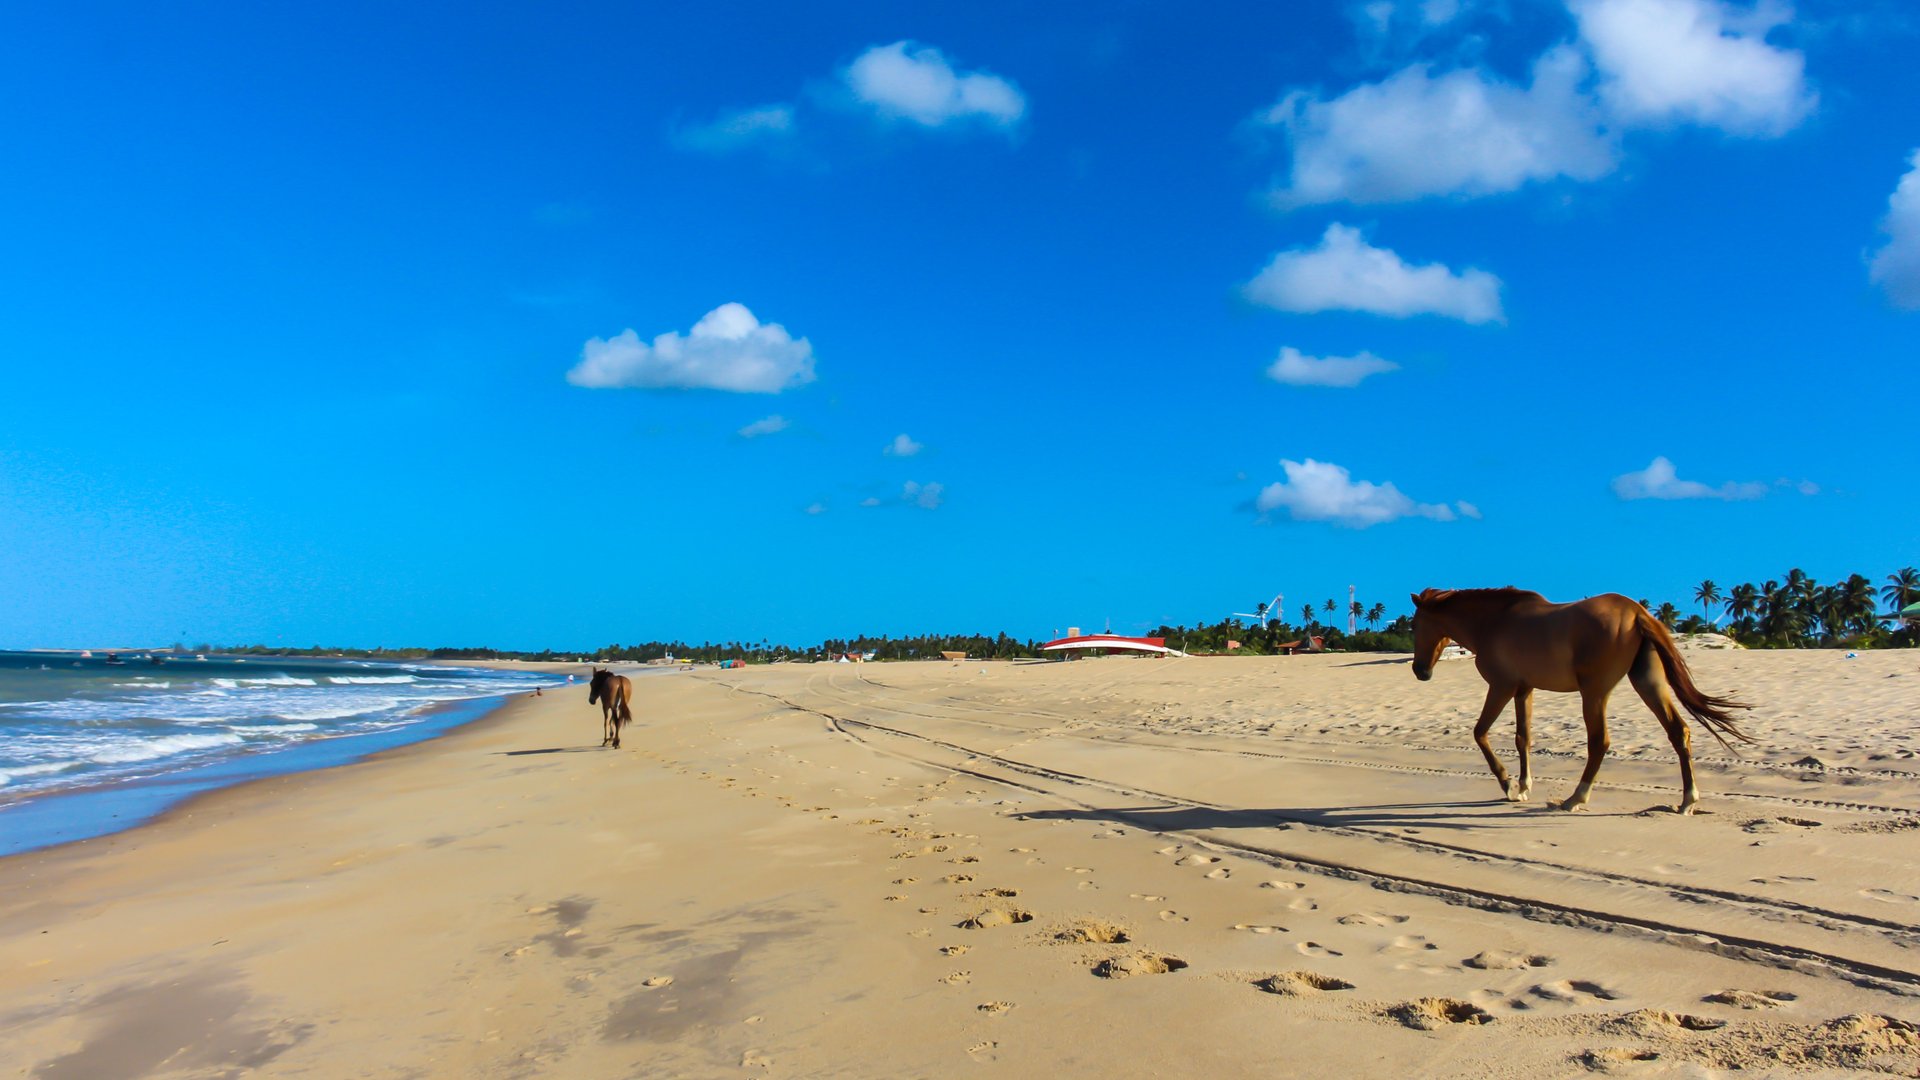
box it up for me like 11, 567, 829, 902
2, 650, 1917, 1077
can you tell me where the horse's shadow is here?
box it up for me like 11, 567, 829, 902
499, 747, 610, 756
1018, 799, 1635, 833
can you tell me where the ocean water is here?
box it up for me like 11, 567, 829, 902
0, 650, 563, 854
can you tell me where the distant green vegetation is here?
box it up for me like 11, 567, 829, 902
1670, 567, 1919, 648
183, 566, 1919, 663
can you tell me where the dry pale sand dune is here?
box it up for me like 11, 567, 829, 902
0, 651, 1917, 1078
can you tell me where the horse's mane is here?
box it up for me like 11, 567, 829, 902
1415, 586, 1546, 608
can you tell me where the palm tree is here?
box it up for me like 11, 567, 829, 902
1884, 567, 1920, 614
1349, 599, 1364, 626
1300, 603, 1316, 630
1692, 580, 1722, 624
1323, 598, 1337, 616
1365, 602, 1385, 628
1842, 574, 1878, 638
1654, 602, 1679, 629
1726, 582, 1759, 628
1254, 601, 1270, 625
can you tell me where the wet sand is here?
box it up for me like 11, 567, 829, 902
1, 651, 1917, 1077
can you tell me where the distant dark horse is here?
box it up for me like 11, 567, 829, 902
1410, 588, 1753, 814
588, 668, 633, 749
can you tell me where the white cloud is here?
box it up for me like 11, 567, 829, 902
842, 42, 1026, 129
1870, 150, 1920, 310
1244, 224, 1505, 323
859, 497, 883, 508
1611, 456, 1767, 500
1571, 0, 1815, 136
902, 480, 945, 509
738, 415, 789, 438
884, 433, 924, 457
1261, 0, 1812, 206
1266, 345, 1401, 387
1255, 459, 1462, 528
805, 502, 828, 515
1455, 500, 1483, 519
674, 104, 797, 153
1261, 46, 1615, 206
566, 303, 816, 394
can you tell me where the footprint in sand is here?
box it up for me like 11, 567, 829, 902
958, 908, 1034, 930
1531, 979, 1621, 1003
1703, 988, 1796, 1009
1055, 920, 1131, 945
1464, 950, 1554, 970
1205, 867, 1232, 880
940, 874, 975, 885
1286, 897, 1319, 912
1384, 935, 1439, 954
1603, 1009, 1724, 1034
1296, 941, 1343, 958
1174, 853, 1218, 868
1158, 910, 1189, 923
940, 971, 973, 985
1573, 1048, 1660, 1070
893, 877, 918, 885
1862, 888, 1920, 904
1232, 923, 1287, 935
940, 945, 971, 956
1337, 912, 1410, 927
1260, 880, 1306, 891
1385, 998, 1494, 1029
883, 895, 909, 902
978, 887, 1019, 898
641, 976, 674, 988
1091, 954, 1188, 979
977, 1001, 1016, 1015
1255, 971, 1353, 996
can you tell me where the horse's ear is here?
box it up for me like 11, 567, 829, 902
1410, 592, 1424, 609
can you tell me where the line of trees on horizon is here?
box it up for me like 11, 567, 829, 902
172, 566, 1920, 663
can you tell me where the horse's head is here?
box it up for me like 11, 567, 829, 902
1409, 589, 1453, 682
588, 667, 606, 703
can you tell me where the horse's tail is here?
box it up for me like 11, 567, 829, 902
617, 684, 633, 732
1634, 607, 1755, 752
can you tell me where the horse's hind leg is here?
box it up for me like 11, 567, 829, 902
1510, 687, 1534, 801
1630, 644, 1698, 814
1471, 683, 1518, 798
1556, 687, 1613, 812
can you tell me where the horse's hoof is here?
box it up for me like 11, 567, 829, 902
1552, 800, 1589, 813
1675, 802, 1699, 816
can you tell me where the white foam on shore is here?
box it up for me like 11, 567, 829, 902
327, 675, 418, 685
83, 732, 246, 765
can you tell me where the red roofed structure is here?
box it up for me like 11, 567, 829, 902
1039, 634, 1185, 657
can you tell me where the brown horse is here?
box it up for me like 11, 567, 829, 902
1409, 588, 1752, 814
588, 667, 633, 749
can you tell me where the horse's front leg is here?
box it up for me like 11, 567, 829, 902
1555, 688, 1612, 811
602, 706, 614, 746
1510, 687, 1534, 801
1471, 683, 1518, 798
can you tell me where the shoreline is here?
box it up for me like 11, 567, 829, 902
1, 653, 1915, 1076
0, 661, 613, 860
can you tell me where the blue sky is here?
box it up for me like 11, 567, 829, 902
2, 1, 1916, 650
